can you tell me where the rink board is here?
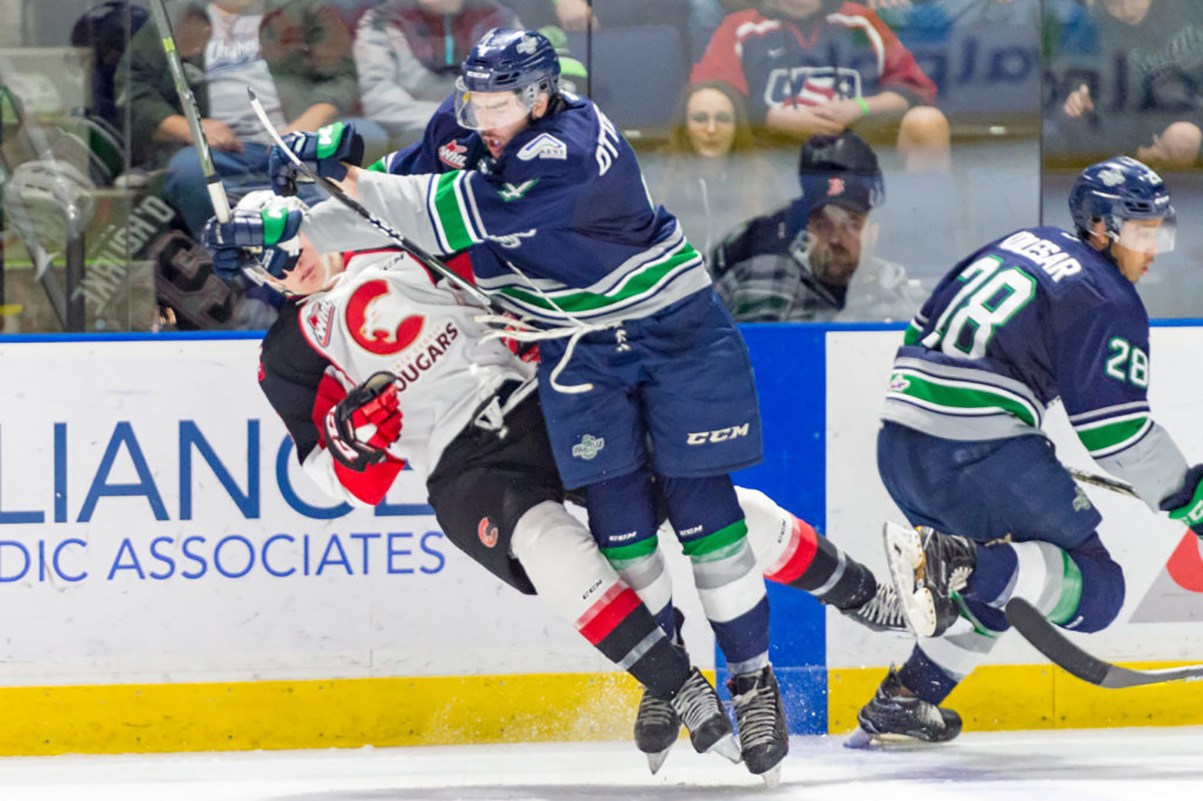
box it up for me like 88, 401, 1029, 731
0, 326, 1200, 755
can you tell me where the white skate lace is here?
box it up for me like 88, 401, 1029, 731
670, 671, 722, 732
731, 677, 780, 748
855, 584, 906, 630
636, 689, 678, 728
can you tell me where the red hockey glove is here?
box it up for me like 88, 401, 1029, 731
324, 372, 402, 472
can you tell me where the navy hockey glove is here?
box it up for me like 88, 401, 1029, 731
324, 372, 403, 472
269, 121, 365, 196
1161, 464, 1203, 538
201, 206, 304, 280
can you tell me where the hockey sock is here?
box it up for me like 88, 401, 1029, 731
737, 486, 875, 610
664, 476, 770, 675
511, 501, 690, 696
585, 470, 677, 639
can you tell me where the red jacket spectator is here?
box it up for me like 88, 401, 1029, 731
691, 2, 937, 127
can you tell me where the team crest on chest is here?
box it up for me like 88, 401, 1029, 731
517, 133, 567, 161
345, 279, 425, 356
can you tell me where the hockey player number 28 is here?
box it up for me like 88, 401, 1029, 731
922, 256, 1037, 360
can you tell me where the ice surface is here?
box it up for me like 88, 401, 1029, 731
2, 727, 1201, 801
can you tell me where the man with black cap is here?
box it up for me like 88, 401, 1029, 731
708, 130, 925, 323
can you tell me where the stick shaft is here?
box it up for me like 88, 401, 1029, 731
1067, 467, 1139, 499
246, 88, 495, 308
150, 0, 230, 222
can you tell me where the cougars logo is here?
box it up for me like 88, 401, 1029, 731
826, 177, 846, 198
345, 279, 424, 355
478, 517, 499, 548
438, 139, 469, 169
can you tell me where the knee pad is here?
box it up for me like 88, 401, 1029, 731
582, 470, 658, 549
1062, 541, 1125, 633
661, 474, 742, 539
511, 500, 622, 621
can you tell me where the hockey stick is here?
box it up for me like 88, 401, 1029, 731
149, 0, 230, 223
1005, 597, 1203, 688
1067, 467, 1138, 499
245, 88, 496, 309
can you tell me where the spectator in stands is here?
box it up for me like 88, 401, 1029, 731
500, 0, 727, 62
708, 130, 924, 322
692, 0, 951, 171
1045, 0, 1203, 171
650, 81, 788, 255
354, 0, 522, 150
868, 0, 1038, 37
119, 0, 365, 236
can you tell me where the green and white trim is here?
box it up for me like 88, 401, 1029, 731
882, 358, 1044, 441
1069, 402, 1153, 458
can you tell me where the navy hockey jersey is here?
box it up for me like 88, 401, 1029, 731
882, 225, 1188, 508
305, 93, 711, 327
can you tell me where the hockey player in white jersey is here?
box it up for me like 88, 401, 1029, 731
203, 192, 906, 777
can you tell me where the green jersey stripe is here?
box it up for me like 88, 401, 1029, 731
429, 173, 479, 252
1074, 413, 1151, 456
888, 370, 1040, 427
498, 242, 702, 314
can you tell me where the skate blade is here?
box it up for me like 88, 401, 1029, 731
645, 746, 672, 775
760, 764, 782, 789
844, 726, 945, 751
707, 732, 743, 764
843, 726, 876, 750
882, 522, 937, 637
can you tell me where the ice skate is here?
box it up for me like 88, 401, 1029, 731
728, 665, 789, 786
846, 667, 962, 748
670, 668, 741, 763
633, 687, 680, 774
883, 522, 976, 637
840, 580, 908, 634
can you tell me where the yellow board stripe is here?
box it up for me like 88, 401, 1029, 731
0, 671, 664, 756
829, 662, 1203, 733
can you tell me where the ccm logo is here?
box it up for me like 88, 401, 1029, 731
687, 424, 750, 445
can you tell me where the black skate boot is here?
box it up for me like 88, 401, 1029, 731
633, 689, 680, 774
633, 607, 686, 774
670, 668, 741, 764
847, 667, 962, 747
883, 522, 977, 637
728, 665, 789, 786
840, 581, 908, 634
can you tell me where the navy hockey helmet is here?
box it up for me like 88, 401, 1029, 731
455, 28, 561, 130
797, 131, 885, 215
1069, 156, 1176, 253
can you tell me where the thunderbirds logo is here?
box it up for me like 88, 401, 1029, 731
571, 434, 605, 461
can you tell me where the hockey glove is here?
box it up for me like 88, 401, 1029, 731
324, 371, 403, 472
1160, 464, 1203, 538
201, 205, 304, 280
269, 121, 365, 196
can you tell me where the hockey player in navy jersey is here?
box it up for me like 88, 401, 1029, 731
202, 190, 907, 777
849, 156, 1203, 745
264, 27, 786, 777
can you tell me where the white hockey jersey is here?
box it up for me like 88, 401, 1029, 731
258, 248, 534, 506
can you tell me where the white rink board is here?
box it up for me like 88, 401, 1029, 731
0, 339, 711, 686
826, 327, 1203, 669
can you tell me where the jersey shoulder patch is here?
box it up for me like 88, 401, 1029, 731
516, 132, 569, 162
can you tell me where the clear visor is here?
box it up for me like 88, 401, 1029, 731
454, 79, 535, 131
1114, 209, 1176, 254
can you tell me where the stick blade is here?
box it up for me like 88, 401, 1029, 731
1005, 598, 1109, 685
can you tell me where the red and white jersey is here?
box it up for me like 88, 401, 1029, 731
258, 249, 533, 506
